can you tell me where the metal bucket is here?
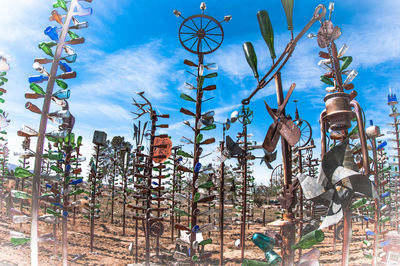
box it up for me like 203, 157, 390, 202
324, 92, 354, 130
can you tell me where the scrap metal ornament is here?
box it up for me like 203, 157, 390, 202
263, 83, 300, 152
298, 141, 377, 229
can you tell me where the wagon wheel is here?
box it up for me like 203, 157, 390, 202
293, 118, 312, 147
178, 14, 224, 55
271, 164, 284, 189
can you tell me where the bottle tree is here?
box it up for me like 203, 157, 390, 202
173, 3, 232, 262
88, 130, 107, 252
23, 1, 93, 264
0, 55, 10, 215
110, 136, 124, 223
131, 92, 170, 265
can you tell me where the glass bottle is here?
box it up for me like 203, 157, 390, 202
52, 89, 70, 99
61, 54, 77, 63
29, 83, 46, 95
53, 0, 68, 12
25, 102, 42, 114
291, 229, 325, 250
50, 10, 63, 24
242, 259, 270, 266
68, 30, 80, 39
38, 42, 54, 57
73, 2, 93, 17
350, 198, 366, 209
198, 181, 214, 189
44, 26, 59, 42
11, 190, 31, 199
257, 10, 276, 60
28, 75, 48, 84
69, 21, 88, 30
252, 233, 275, 251
173, 207, 190, 217
59, 61, 72, 73
264, 249, 282, 265
14, 167, 33, 178
12, 215, 31, 224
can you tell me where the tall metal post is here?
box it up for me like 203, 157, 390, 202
371, 136, 379, 266
219, 124, 226, 266
90, 144, 100, 252
240, 110, 248, 261
275, 72, 295, 265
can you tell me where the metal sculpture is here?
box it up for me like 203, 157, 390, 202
26, 1, 93, 264
241, 3, 326, 264
174, 2, 231, 263
131, 91, 170, 265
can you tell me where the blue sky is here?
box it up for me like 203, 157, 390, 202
0, 0, 399, 184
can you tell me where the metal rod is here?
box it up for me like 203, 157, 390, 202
111, 150, 116, 224
298, 149, 303, 261
62, 131, 72, 266
90, 144, 100, 252
275, 72, 295, 265
189, 52, 204, 265
371, 137, 379, 266
240, 107, 248, 262
219, 125, 225, 266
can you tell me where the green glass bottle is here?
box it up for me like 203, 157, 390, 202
173, 207, 190, 217
281, 0, 294, 31
257, 10, 276, 60
196, 134, 203, 144
14, 167, 33, 178
199, 238, 212, 246
68, 30, 80, 39
380, 216, 390, 223
198, 181, 214, 189
291, 229, 324, 250
50, 165, 63, 173
320, 75, 334, 86
350, 198, 366, 209
379, 166, 391, 174
29, 83, 46, 95
77, 136, 82, 146
11, 237, 30, 246
340, 56, 353, 72
243, 42, 259, 79
193, 192, 201, 202
53, 0, 68, 12
11, 190, 31, 199
201, 124, 216, 131
204, 72, 217, 79
38, 42, 54, 57
242, 259, 270, 266
55, 79, 68, 89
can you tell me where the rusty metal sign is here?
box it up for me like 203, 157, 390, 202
153, 136, 172, 163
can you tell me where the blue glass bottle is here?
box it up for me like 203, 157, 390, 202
44, 26, 59, 42
59, 61, 72, 73
61, 54, 77, 63
381, 191, 390, 198
194, 162, 202, 173
28, 75, 48, 84
52, 89, 70, 100
252, 233, 275, 251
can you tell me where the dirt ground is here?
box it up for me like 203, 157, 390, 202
0, 205, 389, 266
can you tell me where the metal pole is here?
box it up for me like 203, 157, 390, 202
298, 149, 303, 261
219, 125, 225, 266
171, 149, 177, 242
275, 72, 295, 265
30, 2, 78, 264
371, 137, 379, 266
395, 119, 400, 232
190, 52, 204, 265
62, 132, 72, 266
90, 144, 100, 252
111, 151, 116, 224
240, 111, 248, 262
